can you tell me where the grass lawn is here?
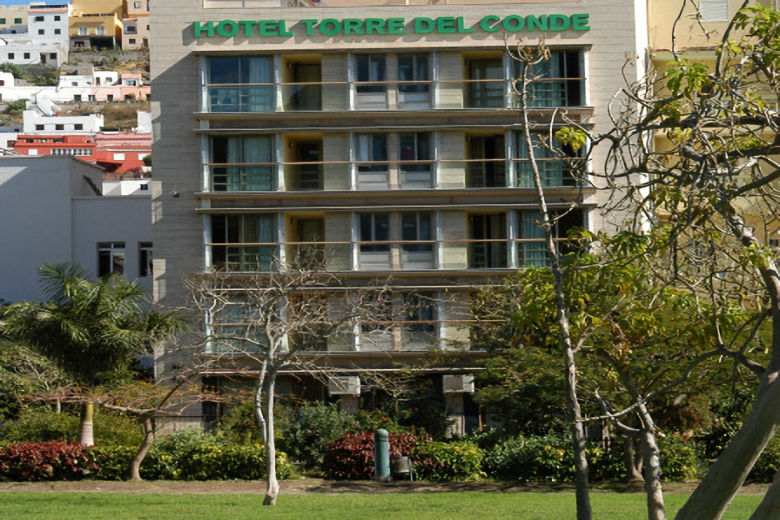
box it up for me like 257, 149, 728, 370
0, 492, 762, 520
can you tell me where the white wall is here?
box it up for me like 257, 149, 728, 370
23, 110, 103, 133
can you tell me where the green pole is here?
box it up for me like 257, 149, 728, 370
374, 428, 390, 481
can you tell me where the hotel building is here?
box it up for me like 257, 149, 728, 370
150, 0, 650, 431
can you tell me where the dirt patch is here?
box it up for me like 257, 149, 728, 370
0, 479, 769, 496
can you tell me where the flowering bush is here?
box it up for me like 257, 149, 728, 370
0, 441, 99, 481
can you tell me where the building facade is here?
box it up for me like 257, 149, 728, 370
0, 156, 152, 303
123, 0, 151, 49
151, 0, 649, 431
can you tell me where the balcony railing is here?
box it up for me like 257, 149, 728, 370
207, 237, 563, 272
203, 78, 586, 113
205, 158, 584, 192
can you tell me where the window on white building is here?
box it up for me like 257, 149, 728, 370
700, 0, 729, 22
98, 242, 125, 277
139, 242, 153, 277
113, 153, 126, 160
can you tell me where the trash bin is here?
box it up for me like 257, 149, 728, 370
390, 456, 414, 481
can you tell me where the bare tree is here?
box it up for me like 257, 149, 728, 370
510, 42, 592, 520
186, 266, 389, 505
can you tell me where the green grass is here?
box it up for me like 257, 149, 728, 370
0, 492, 762, 520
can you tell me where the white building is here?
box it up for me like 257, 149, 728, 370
22, 103, 104, 133
0, 3, 70, 66
0, 155, 152, 302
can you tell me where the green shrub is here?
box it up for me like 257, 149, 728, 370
749, 435, 779, 483
482, 433, 694, 483
278, 402, 358, 468
92, 445, 136, 480
0, 441, 99, 481
0, 408, 143, 447
658, 435, 701, 481
412, 441, 484, 481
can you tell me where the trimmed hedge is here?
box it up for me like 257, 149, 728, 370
0, 441, 99, 481
94, 430, 293, 481
412, 441, 484, 481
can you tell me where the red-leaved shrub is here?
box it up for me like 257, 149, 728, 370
0, 441, 99, 481
322, 431, 429, 480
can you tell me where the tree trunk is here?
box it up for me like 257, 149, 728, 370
638, 406, 665, 520
129, 416, 154, 481
517, 70, 591, 520
263, 372, 279, 506
675, 374, 780, 520
78, 401, 94, 446
750, 476, 780, 520
623, 435, 644, 482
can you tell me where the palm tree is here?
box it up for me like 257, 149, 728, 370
0, 263, 183, 445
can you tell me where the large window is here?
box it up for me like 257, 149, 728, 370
356, 133, 388, 189
515, 132, 580, 187
211, 215, 275, 271
208, 56, 274, 112
355, 54, 386, 93
467, 57, 504, 108
359, 213, 390, 253
467, 134, 506, 187
98, 242, 125, 277
516, 50, 583, 107
139, 242, 153, 277
468, 214, 507, 268
210, 135, 274, 191
401, 213, 432, 253
397, 54, 429, 93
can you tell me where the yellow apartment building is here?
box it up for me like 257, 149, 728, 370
70, 0, 124, 49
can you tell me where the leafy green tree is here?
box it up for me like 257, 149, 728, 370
0, 263, 183, 446
563, 4, 780, 518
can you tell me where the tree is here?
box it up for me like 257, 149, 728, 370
511, 43, 593, 520
186, 266, 389, 505
567, 4, 780, 518
0, 339, 70, 419
0, 263, 183, 446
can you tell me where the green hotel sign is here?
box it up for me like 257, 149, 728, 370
193, 14, 590, 39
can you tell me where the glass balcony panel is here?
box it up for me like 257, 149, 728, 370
397, 81, 432, 109
355, 84, 388, 109
399, 160, 433, 189
400, 244, 434, 269
517, 240, 551, 267
207, 85, 274, 112
514, 158, 581, 187
463, 79, 505, 108
468, 240, 507, 268
281, 82, 321, 111
515, 78, 585, 108
357, 163, 389, 189
210, 244, 276, 272
465, 159, 506, 187
210, 164, 275, 191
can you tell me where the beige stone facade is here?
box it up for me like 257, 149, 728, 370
151, 0, 649, 428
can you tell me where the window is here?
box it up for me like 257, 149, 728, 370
98, 242, 125, 277
78, 26, 87, 35
37, 29, 44, 35
35, 124, 44, 131
468, 213, 507, 268
7, 53, 14, 60
35, 16, 44, 22
135, 1, 142, 7
210, 135, 274, 191
49, 53, 56, 59
0, 19, 6, 24
139, 242, 153, 277
397, 54, 429, 93
107, 94, 114, 101
403, 293, 436, 337
54, 29, 61, 35
54, 15, 60, 21
515, 132, 581, 187
355, 54, 386, 93
700, 0, 729, 21
129, 38, 136, 44
516, 50, 583, 107
23, 52, 29, 59
74, 123, 83, 129
211, 215, 275, 271
360, 213, 390, 252
28, 149, 38, 155
139, 184, 149, 191
88, 95, 96, 101
73, 96, 82, 103
96, 26, 105, 36
517, 209, 583, 266
356, 133, 388, 172
467, 134, 506, 187
14, 18, 22, 24
113, 153, 126, 161
401, 212, 432, 253
208, 56, 273, 112
55, 124, 64, 130
399, 133, 431, 186
0, 80, 4, 86
126, 25, 137, 34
